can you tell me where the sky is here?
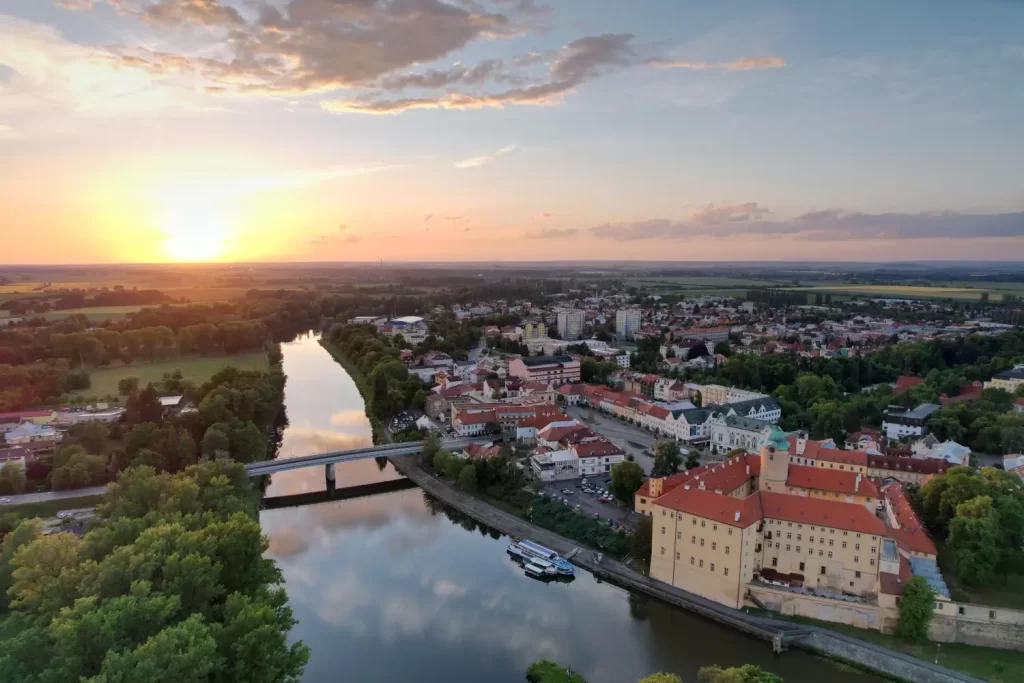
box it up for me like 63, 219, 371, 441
1, 0, 1023, 264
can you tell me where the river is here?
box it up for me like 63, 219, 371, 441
260, 334, 880, 683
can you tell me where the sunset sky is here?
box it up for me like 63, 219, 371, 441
2, 0, 1023, 264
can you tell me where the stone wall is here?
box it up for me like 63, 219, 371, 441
749, 584, 881, 631
799, 631, 981, 683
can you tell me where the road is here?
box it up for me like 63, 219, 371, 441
539, 476, 637, 531
567, 405, 658, 473
468, 336, 487, 362
0, 486, 106, 505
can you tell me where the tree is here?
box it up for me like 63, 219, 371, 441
639, 675, 683, 683
65, 370, 91, 391
125, 384, 164, 425
0, 461, 27, 494
630, 515, 653, 563
526, 660, 587, 683
201, 426, 231, 459
698, 665, 783, 683
714, 341, 732, 357
118, 376, 139, 395
684, 449, 700, 469
420, 431, 441, 469
897, 576, 935, 643
457, 463, 478, 492
71, 421, 110, 454
0, 518, 43, 610
443, 453, 466, 479
611, 460, 644, 502
484, 420, 502, 436
651, 439, 682, 477
411, 389, 427, 410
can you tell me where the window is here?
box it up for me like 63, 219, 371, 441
854, 556, 859, 563
786, 545, 791, 551
661, 510, 666, 517
775, 542, 780, 549
676, 531, 681, 540
990, 610, 996, 620
772, 557, 778, 567
712, 542, 717, 551
701, 520, 706, 528
692, 518, 697, 525
676, 552, 680, 560
798, 524, 802, 529
660, 547, 665, 555
787, 533, 792, 540
677, 513, 682, 521
713, 524, 718, 531
788, 522, 792, 527
843, 531, 847, 536
796, 546, 801, 553
724, 568, 729, 576
725, 546, 730, 555
690, 556, 695, 565
692, 536, 696, 544
818, 549, 823, 557
809, 547, 813, 555
958, 606, 965, 616
711, 563, 715, 572
797, 534, 802, 541
830, 529, 835, 534
855, 571, 861, 578
728, 529, 733, 536
661, 527, 665, 535
828, 551, 833, 558
855, 544, 860, 551
828, 539, 833, 546
820, 566, 826, 575
700, 539, 705, 547
799, 562, 805, 571
850, 581, 854, 587
841, 542, 846, 549
699, 559, 704, 568
809, 536, 814, 543
870, 559, 875, 566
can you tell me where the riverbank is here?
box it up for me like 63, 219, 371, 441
318, 339, 388, 444
389, 454, 982, 683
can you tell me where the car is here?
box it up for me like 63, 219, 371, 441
0, 497, 10, 504
560, 489, 573, 496
598, 496, 610, 504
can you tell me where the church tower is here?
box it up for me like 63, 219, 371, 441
758, 425, 790, 493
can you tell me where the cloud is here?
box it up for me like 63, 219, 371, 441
0, 124, 25, 140
650, 56, 786, 71
454, 143, 517, 168
526, 227, 578, 239
589, 206, 1024, 241
380, 59, 526, 90
513, 51, 545, 67
322, 33, 635, 114
98, 0, 526, 94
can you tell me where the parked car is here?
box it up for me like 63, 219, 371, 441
0, 498, 10, 504
561, 488, 574, 496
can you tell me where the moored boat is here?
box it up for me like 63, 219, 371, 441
514, 539, 575, 576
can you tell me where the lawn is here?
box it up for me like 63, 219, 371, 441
949, 574, 1024, 610
41, 305, 149, 321
72, 352, 270, 398
785, 284, 1007, 301
745, 608, 1024, 683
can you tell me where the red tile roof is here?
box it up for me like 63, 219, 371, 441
572, 439, 625, 459
894, 376, 925, 393
812, 445, 869, 468
879, 554, 914, 596
786, 464, 879, 498
881, 480, 937, 556
868, 453, 949, 476
0, 410, 52, 421
760, 491, 888, 536
654, 487, 764, 528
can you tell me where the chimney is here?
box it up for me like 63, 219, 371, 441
855, 473, 862, 492
684, 484, 691, 491
746, 465, 750, 475
699, 480, 706, 490
734, 511, 741, 522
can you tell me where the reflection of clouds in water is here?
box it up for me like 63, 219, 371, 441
432, 579, 467, 598
280, 427, 372, 456
330, 410, 369, 427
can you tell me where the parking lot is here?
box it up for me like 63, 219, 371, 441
538, 476, 638, 531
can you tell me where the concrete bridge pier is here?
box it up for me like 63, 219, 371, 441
325, 463, 336, 494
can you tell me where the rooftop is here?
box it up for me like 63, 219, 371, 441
519, 355, 576, 367
787, 464, 879, 498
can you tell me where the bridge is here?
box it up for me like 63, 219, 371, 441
245, 436, 493, 493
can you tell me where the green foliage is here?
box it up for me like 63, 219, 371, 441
0, 462, 27, 495
918, 466, 1024, 587
897, 576, 936, 643
70, 421, 110, 454
457, 463, 478, 492
611, 460, 644, 502
525, 659, 587, 683
420, 431, 441, 468
0, 518, 43, 610
0, 460, 307, 682
630, 515, 653, 563
117, 376, 139, 395
580, 358, 621, 384
639, 674, 683, 683
651, 439, 682, 478
51, 445, 107, 489
697, 664, 783, 683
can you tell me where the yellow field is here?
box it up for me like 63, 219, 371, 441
791, 285, 1004, 301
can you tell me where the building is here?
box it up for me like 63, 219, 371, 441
4, 421, 61, 447
882, 403, 940, 440
508, 355, 581, 384
522, 321, 546, 340
700, 385, 769, 406
615, 309, 641, 341
985, 364, 1024, 392
866, 453, 949, 485
711, 396, 782, 424
645, 427, 889, 610
0, 446, 30, 471
530, 450, 579, 481
708, 414, 773, 455
671, 326, 730, 343
556, 310, 586, 340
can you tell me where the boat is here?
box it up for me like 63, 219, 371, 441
513, 539, 575, 576
524, 561, 557, 578
506, 543, 527, 559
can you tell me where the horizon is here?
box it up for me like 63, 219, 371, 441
2, 0, 1023, 264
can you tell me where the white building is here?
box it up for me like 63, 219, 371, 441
882, 404, 940, 440
4, 422, 60, 446
530, 450, 578, 481
709, 414, 773, 455
556, 310, 586, 341
615, 309, 641, 341
661, 407, 713, 444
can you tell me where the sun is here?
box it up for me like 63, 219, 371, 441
160, 194, 230, 262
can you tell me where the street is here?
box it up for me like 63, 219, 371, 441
566, 405, 657, 473
0, 486, 107, 505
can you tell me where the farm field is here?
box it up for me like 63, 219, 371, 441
785, 284, 1010, 301
628, 275, 783, 288
41, 305, 149, 321
71, 352, 270, 398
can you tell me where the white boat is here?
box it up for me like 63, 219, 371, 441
524, 561, 557, 578
506, 543, 527, 559
514, 539, 575, 576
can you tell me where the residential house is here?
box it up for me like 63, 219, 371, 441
882, 403, 940, 440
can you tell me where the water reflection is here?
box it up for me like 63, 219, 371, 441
261, 335, 879, 683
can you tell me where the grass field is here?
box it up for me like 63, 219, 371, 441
41, 305, 149, 321
72, 352, 270, 398
786, 284, 1008, 301
745, 609, 1024, 683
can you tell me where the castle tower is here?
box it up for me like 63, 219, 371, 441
758, 425, 790, 493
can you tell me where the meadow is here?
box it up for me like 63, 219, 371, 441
71, 352, 270, 399
786, 284, 1012, 301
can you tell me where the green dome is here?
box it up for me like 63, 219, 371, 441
764, 425, 790, 452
